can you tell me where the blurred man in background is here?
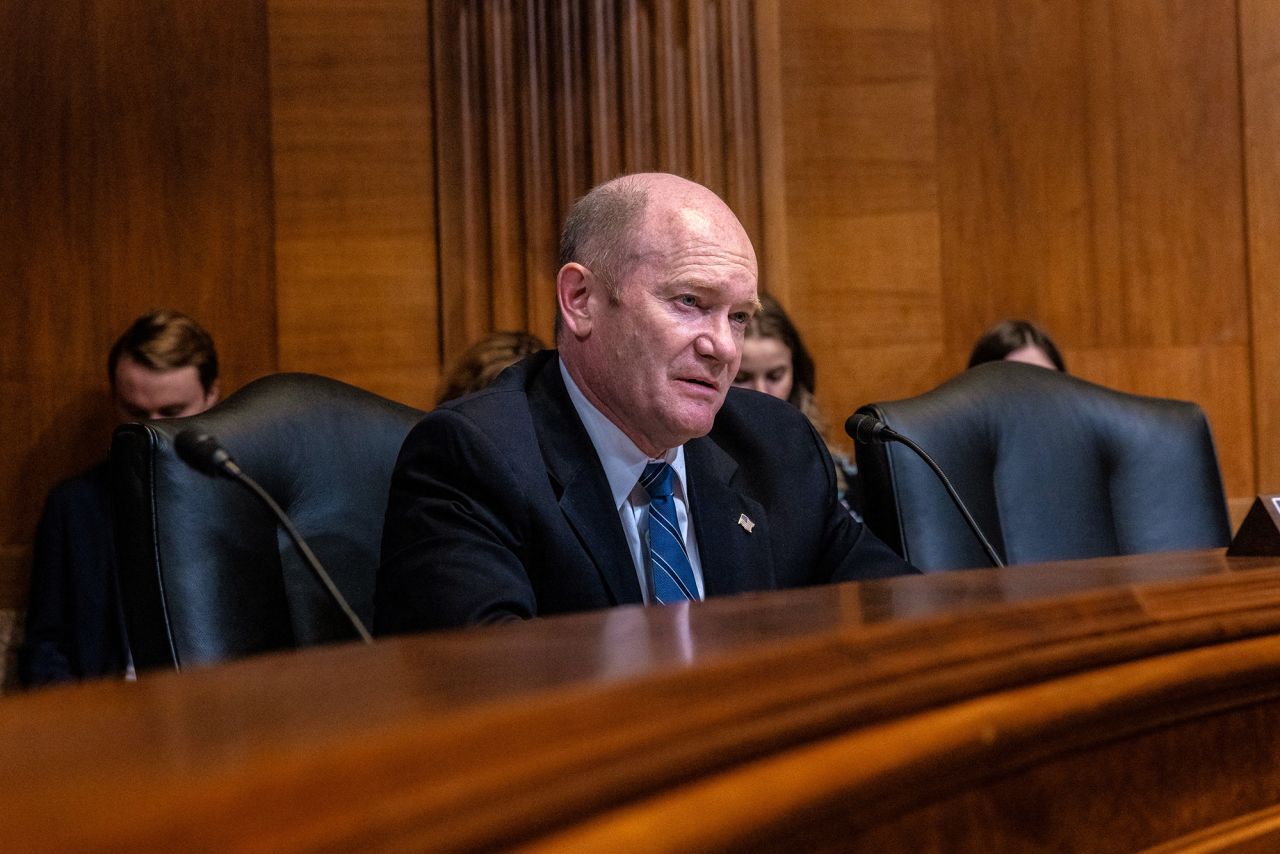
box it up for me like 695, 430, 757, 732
20, 309, 220, 687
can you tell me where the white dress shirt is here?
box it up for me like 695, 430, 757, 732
559, 361, 705, 603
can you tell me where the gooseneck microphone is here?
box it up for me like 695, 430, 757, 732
846, 413, 1005, 568
174, 429, 374, 644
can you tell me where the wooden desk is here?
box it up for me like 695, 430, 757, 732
5, 550, 1280, 851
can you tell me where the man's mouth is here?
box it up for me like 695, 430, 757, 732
678, 377, 720, 392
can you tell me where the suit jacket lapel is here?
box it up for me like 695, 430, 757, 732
685, 436, 776, 596
527, 354, 643, 605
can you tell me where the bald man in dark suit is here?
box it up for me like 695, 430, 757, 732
376, 173, 913, 633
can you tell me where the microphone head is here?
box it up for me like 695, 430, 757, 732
845, 413, 890, 444
174, 429, 236, 477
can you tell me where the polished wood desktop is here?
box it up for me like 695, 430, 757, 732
6, 549, 1280, 851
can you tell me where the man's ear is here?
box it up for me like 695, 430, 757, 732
203, 380, 221, 411
556, 263, 594, 339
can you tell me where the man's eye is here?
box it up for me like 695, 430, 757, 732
767, 369, 786, 382
730, 311, 750, 324
677, 294, 698, 307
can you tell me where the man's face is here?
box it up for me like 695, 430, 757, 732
573, 197, 758, 457
113, 356, 219, 422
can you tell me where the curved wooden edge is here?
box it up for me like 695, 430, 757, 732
524, 635, 1280, 851
1140, 804, 1280, 853
5, 553, 1280, 850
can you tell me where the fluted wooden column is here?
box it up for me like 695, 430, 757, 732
431, 0, 766, 358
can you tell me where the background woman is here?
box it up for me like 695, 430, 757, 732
967, 319, 1066, 371
734, 294, 861, 518
437, 330, 546, 405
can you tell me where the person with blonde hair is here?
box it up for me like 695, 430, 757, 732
437, 331, 546, 405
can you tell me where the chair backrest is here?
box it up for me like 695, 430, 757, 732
111, 372, 424, 671
855, 361, 1231, 571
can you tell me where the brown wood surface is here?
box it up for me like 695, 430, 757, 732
431, 0, 767, 361
1241, 0, 1280, 496
268, 0, 439, 409
771, 0, 1257, 506
0, 0, 277, 681
6, 550, 1280, 850
774, 0, 946, 451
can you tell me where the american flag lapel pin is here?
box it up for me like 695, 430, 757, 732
737, 513, 755, 533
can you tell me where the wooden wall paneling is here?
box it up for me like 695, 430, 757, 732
433, 0, 493, 365
770, 0, 1254, 510
774, 1, 945, 439
719, 0, 761, 245
269, 0, 438, 408
1103, 0, 1247, 349
553, 0, 591, 225
932, 0, 1253, 505
520, 0, 560, 343
433, 0, 767, 364
620, 0, 655, 171
933, 0, 1097, 355
588, 0, 623, 183
653, 0, 691, 176
686, 0, 720, 192
1, 3, 110, 618
753, 0, 790, 303
0, 0, 276, 685
1241, 0, 1280, 495
482, 0, 526, 333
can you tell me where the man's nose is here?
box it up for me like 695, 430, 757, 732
694, 314, 737, 362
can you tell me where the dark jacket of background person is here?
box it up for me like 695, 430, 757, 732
19, 462, 127, 685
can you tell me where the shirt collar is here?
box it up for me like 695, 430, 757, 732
559, 358, 687, 510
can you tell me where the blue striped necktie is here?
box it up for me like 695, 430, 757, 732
640, 461, 699, 603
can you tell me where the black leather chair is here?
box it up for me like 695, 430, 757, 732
111, 372, 424, 671
854, 361, 1231, 571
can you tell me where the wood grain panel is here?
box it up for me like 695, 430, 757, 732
484, 1, 527, 334
719, 1, 761, 243
268, 0, 438, 408
433, 0, 765, 361
0, 0, 276, 645
932, 0, 1251, 503
653, 0, 690, 175
433, 0, 493, 358
775, 1, 941, 438
1241, 0, 1280, 495
520, 0, 561, 338
936, 0, 1247, 336
753, 0, 790, 304
774, 1, 1257, 510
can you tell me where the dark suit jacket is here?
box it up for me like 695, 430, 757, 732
376, 351, 913, 633
20, 461, 129, 686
